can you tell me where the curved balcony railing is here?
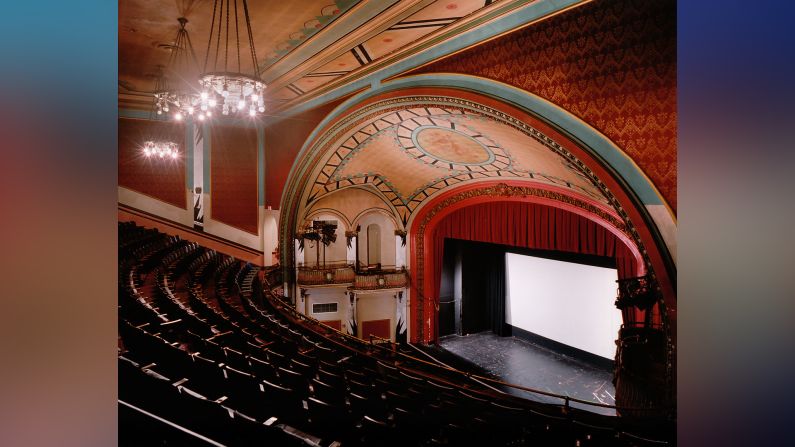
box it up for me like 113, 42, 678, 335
351, 269, 409, 291
296, 264, 410, 290
296, 263, 355, 286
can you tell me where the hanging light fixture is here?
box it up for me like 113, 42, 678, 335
154, 17, 201, 120
198, 0, 266, 117
151, 65, 171, 117
142, 141, 180, 159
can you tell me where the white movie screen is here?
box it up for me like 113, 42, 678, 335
505, 252, 622, 359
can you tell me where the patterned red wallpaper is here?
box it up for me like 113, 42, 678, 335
211, 123, 259, 234
407, 0, 677, 211
118, 117, 186, 209
264, 96, 352, 208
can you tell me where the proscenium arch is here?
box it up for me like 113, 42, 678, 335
279, 74, 676, 343
407, 179, 646, 344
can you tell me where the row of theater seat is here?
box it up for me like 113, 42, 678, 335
118, 222, 672, 446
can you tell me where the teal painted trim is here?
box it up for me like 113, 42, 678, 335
258, 123, 265, 206
203, 123, 211, 194
283, 74, 663, 209
280, 0, 583, 118
185, 121, 194, 190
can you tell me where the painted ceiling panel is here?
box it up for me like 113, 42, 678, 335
361, 27, 432, 62
312, 50, 363, 75
270, 87, 299, 101
401, 0, 488, 22
335, 131, 452, 200
287, 0, 500, 98
293, 75, 344, 94
304, 103, 610, 225
120, 0, 507, 111
119, 0, 360, 94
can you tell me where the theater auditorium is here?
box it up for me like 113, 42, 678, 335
118, 0, 676, 445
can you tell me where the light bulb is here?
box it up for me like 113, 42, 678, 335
159, 151, 165, 158
201, 104, 207, 111
251, 94, 259, 101
208, 98, 217, 107
222, 89, 229, 97
156, 109, 162, 115
258, 106, 265, 112
249, 108, 256, 117
163, 106, 169, 112
237, 99, 245, 109
175, 112, 183, 121
187, 106, 194, 115
198, 113, 205, 121
206, 110, 212, 117
200, 91, 208, 100
144, 148, 151, 156
170, 152, 177, 159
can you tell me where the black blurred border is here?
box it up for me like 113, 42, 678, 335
1, 1, 794, 445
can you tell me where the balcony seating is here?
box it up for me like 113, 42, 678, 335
118, 222, 672, 446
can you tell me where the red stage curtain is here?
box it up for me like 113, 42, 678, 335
429, 201, 651, 325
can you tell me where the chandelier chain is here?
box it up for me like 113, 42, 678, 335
242, 0, 259, 78
214, 0, 223, 72
156, 0, 266, 120
234, 0, 241, 73
225, 0, 230, 72
184, 26, 199, 71
203, 0, 218, 73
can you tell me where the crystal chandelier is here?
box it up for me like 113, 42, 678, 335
154, 18, 202, 121
143, 141, 180, 159
197, 0, 266, 118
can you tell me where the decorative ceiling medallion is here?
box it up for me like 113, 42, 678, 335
396, 115, 508, 172
409, 124, 492, 166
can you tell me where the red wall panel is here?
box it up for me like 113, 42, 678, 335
321, 320, 342, 331
118, 117, 186, 209
407, 0, 677, 211
361, 319, 391, 340
264, 96, 351, 208
211, 123, 258, 234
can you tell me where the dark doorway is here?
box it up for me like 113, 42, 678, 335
438, 239, 461, 337
438, 239, 508, 337
460, 240, 508, 336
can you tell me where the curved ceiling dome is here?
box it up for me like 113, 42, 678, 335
300, 98, 611, 227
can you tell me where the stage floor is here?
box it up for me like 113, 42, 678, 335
438, 332, 617, 415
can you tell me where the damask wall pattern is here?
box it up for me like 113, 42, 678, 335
210, 124, 259, 235
408, 0, 677, 211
